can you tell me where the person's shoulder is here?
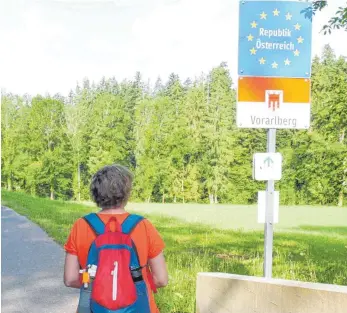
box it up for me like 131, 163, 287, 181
127, 214, 154, 230
139, 216, 162, 236
69, 215, 91, 231
132, 214, 152, 226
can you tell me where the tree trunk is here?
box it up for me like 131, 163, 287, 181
338, 129, 345, 207
50, 186, 54, 200
30, 185, 36, 196
174, 196, 176, 203
147, 196, 151, 203
209, 194, 214, 204
77, 162, 81, 202
339, 129, 345, 143
7, 176, 12, 191
162, 194, 165, 203
181, 180, 185, 204
338, 157, 346, 207
214, 194, 218, 204
338, 190, 344, 207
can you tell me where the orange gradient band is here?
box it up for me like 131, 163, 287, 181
238, 77, 311, 103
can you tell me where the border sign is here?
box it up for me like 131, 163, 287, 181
238, 0, 313, 78
237, 0, 313, 279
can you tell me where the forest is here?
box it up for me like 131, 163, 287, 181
1, 45, 346, 206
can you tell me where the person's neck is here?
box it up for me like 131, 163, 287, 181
99, 206, 127, 214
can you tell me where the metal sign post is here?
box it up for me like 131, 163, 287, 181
237, 0, 313, 278
264, 128, 276, 277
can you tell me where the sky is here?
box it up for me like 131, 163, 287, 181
1, 0, 347, 96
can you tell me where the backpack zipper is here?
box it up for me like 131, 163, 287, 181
111, 261, 118, 301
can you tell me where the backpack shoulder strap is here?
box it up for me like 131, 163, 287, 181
122, 214, 145, 269
121, 214, 145, 235
83, 213, 105, 236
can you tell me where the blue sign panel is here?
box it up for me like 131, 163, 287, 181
238, 0, 313, 78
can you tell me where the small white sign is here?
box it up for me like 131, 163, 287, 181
253, 153, 282, 181
257, 191, 279, 224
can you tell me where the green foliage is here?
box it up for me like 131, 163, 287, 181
1, 46, 346, 205
279, 132, 346, 205
313, 1, 347, 34
1, 95, 73, 199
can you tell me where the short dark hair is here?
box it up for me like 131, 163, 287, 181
90, 164, 133, 209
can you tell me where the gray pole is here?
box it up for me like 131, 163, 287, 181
264, 128, 276, 278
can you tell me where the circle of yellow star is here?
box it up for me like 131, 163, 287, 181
250, 47, 257, 55
272, 61, 278, 69
247, 34, 254, 41
251, 21, 258, 28
294, 49, 300, 56
285, 12, 292, 20
273, 8, 280, 16
297, 36, 304, 44
284, 58, 291, 66
260, 11, 267, 19
259, 57, 266, 65
294, 23, 301, 30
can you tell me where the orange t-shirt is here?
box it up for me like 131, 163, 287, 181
64, 212, 165, 313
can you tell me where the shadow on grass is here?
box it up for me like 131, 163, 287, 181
296, 225, 347, 236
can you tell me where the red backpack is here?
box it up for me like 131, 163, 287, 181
77, 213, 156, 313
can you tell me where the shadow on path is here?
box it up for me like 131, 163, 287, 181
1, 206, 79, 313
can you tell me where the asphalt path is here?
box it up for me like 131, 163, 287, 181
1, 206, 79, 313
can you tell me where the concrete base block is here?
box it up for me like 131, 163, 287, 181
196, 273, 347, 313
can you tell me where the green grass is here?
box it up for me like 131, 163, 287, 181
2, 190, 347, 313
126, 202, 347, 233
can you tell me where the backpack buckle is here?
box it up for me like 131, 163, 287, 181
130, 267, 143, 282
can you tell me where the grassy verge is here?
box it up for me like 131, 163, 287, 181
2, 190, 347, 313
